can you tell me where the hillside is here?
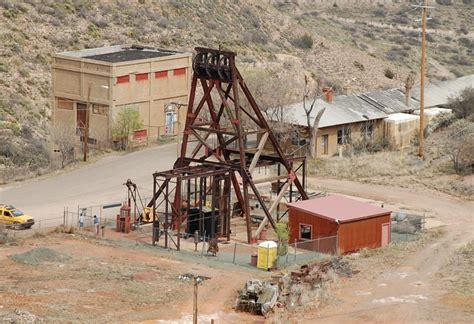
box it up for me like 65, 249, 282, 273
0, 0, 472, 181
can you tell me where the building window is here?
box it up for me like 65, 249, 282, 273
57, 98, 73, 110
337, 127, 351, 145
300, 224, 312, 240
92, 104, 109, 116
173, 68, 186, 76
155, 71, 168, 79
135, 73, 148, 81
117, 75, 130, 84
360, 122, 374, 140
80, 135, 97, 145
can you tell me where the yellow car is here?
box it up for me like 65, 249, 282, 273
0, 205, 35, 229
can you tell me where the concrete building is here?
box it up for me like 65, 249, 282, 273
52, 45, 192, 152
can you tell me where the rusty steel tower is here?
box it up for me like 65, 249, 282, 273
148, 47, 307, 247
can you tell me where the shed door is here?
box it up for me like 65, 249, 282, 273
381, 222, 390, 247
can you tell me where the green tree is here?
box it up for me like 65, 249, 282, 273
113, 107, 143, 150
275, 222, 290, 256
448, 87, 474, 120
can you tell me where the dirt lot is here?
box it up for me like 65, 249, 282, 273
1, 177, 472, 323
291, 178, 474, 323
0, 230, 267, 323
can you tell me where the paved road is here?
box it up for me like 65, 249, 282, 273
0, 143, 179, 227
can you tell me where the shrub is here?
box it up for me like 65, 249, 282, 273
353, 61, 365, 71
458, 37, 473, 48
112, 106, 143, 150
292, 33, 314, 49
384, 68, 395, 79
0, 63, 8, 73
436, 0, 453, 5
448, 87, 474, 120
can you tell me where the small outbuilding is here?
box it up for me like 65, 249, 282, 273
287, 195, 392, 254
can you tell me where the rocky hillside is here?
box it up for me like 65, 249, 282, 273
0, 0, 472, 181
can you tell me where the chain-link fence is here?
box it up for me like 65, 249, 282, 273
391, 211, 425, 242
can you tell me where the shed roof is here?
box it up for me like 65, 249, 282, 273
358, 89, 416, 114
412, 74, 474, 107
287, 195, 391, 223
280, 95, 387, 129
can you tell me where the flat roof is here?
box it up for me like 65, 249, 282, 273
385, 113, 419, 123
84, 49, 174, 63
57, 45, 184, 63
287, 195, 391, 224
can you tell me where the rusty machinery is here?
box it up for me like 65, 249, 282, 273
146, 47, 308, 249
124, 179, 154, 225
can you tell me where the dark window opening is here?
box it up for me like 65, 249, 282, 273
360, 122, 374, 140
300, 224, 312, 240
57, 98, 73, 110
92, 104, 108, 116
337, 127, 351, 145
79, 136, 97, 145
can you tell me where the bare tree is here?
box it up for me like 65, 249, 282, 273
302, 76, 325, 158
436, 119, 474, 174
243, 68, 298, 152
51, 125, 76, 168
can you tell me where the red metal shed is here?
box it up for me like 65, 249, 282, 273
287, 195, 391, 254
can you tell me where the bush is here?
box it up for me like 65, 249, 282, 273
436, 0, 453, 5
448, 87, 474, 120
292, 33, 314, 49
384, 68, 395, 79
112, 106, 143, 150
352, 136, 391, 154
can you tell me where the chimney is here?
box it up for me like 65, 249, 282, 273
322, 87, 333, 103
404, 72, 415, 108
405, 84, 412, 108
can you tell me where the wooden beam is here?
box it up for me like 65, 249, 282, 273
248, 132, 268, 174
252, 174, 288, 185
255, 179, 293, 237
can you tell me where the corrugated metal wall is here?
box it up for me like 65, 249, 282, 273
338, 214, 391, 254
288, 208, 338, 243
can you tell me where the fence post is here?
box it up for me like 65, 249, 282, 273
294, 241, 297, 263
63, 207, 66, 226
232, 242, 237, 264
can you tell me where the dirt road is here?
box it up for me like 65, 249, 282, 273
304, 177, 473, 322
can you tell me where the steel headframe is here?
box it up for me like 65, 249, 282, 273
156, 47, 308, 243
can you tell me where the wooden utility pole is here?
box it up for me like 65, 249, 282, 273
84, 82, 92, 162
418, 0, 429, 159
193, 276, 198, 324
